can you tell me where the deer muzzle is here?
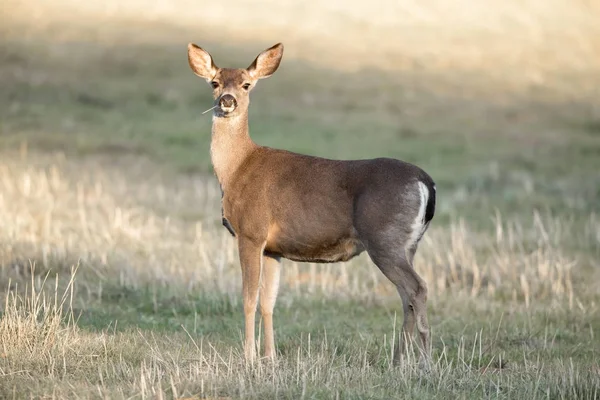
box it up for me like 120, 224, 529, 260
219, 94, 237, 113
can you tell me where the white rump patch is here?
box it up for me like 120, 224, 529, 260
405, 181, 429, 254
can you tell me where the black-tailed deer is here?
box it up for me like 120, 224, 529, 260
187, 42, 436, 365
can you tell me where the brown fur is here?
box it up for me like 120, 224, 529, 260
187, 42, 436, 365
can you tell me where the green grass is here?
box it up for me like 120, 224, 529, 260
77, 284, 600, 366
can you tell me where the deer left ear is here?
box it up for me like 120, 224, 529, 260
247, 43, 284, 80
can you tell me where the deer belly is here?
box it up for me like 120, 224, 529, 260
266, 234, 365, 263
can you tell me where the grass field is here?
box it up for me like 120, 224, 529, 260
1, 0, 600, 398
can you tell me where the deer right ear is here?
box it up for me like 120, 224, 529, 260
187, 43, 218, 81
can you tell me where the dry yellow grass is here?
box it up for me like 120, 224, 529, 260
0, 149, 593, 305
0, 149, 598, 398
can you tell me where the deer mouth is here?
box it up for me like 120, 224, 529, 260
219, 104, 236, 113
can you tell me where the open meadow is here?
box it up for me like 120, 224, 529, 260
1, 0, 600, 398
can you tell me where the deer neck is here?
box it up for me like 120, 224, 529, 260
210, 111, 257, 189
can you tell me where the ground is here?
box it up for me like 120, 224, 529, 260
0, 1, 599, 398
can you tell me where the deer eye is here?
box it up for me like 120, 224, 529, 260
210, 81, 219, 89
242, 83, 251, 90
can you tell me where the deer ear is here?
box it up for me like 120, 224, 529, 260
188, 43, 218, 81
247, 43, 283, 80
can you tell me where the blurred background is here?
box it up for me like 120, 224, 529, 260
1, 1, 599, 397
2, 0, 599, 220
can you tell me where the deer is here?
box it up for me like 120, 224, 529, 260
187, 42, 436, 366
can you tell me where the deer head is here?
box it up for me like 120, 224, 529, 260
187, 43, 284, 118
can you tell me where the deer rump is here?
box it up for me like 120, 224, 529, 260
220, 148, 436, 264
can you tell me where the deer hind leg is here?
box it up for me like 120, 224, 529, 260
238, 239, 265, 363
368, 247, 430, 365
406, 267, 430, 367
406, 245, 431, 367
260, 253, 281, 360
396, 284, 415, 360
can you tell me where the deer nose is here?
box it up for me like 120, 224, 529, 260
219, 94, 237, 111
